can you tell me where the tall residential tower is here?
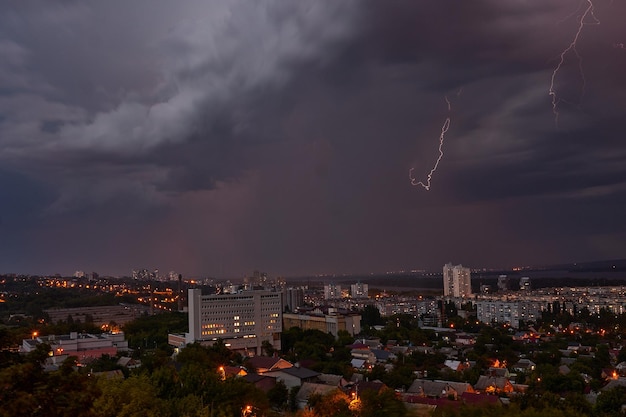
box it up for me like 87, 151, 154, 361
443, 263, 472, 298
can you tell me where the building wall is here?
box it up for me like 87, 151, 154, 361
324, 284, 342, 300
21, 332, 126, 361
350, 283, 369, 298
186, 289, 282, 355
443, 263, 472, 298
283, 288, 305, 312
283, 312, 361, 337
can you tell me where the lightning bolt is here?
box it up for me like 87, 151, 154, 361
409, 96, 453, 191
549, 0, 600, 126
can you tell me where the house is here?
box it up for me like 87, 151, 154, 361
455, 334, 476, 346
616, 361, 626, 376
245, 356, 292, 374
264, 366, 320, 389
487, 367, 510, 378
407, 379, 474, 399
371, 349, 397, 363
243, 374, 277, 393
444, 360, 469, 372
602, 368, 619, 381
512, 359, 536, 373
317, 373, 348, 387
389, 345, 409, 356
474, 376, 514, 394
295, 382, 340, 409
351, 358, 366, 369
601, 377, 626, 392
117, 356, 141, 369
353, 380, 387, 395
559, 365, 571, 375
351, 348, 376, 364
223, 365, 248, 378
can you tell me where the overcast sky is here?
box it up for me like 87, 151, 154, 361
1, 0, 625, 278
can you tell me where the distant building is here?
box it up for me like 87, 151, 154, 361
443, 263, 472, 298
519, 277, 531, 291
21, 331, 128, 362
283, 309, 361, 337
282, 287, 305, 313
497, 275, 510, 292
350, 282, 369, 299
323, 283, 342, 300
186, 288, 282, 356
475, 300, 544, 328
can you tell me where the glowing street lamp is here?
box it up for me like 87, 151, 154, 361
241, 405, 253, 417
32, 331, 38, 340
219, 366, 226, 381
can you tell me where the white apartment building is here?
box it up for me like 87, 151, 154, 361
443, 263, 472, 298
324, 283, 342, 300
350, 282, 369, 299
186, 289, 282, 355
476, 300, 545, 328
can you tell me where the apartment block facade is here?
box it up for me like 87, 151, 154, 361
186, 288, 282, 355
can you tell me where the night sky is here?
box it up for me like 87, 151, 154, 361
1, 1, 625, 277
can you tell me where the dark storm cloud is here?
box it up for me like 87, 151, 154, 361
1, 0, 625, 276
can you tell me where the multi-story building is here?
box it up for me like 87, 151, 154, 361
323, 283, 342, 300
350, 282, 369, 299
186, 288, 282, 355
443, 263, 472, 298
282, 287, 305, 313
497, 275, 510, 292
283, 309, 361, 337
476, 300, 546, 328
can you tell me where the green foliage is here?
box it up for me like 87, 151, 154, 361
267, 380, 289, 410
307, 390, 352, 417
361, 305, 384, 327
359, 387, 407, 417
595, 385, 626, 416
0, 353, 99, 417
122, 311, 188, 350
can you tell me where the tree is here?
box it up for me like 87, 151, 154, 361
262, 340, 275, 357
267, 380, 288, 410
92, 374, 163, 417
307, 390, 351, 417
595, 385, 626, 416
359, 387, 407, 417
361, 305, 384, 327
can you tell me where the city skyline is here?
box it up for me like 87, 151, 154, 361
1, 1, 626, 278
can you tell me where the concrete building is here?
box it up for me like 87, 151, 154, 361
350, 282, 369, 299
443, 263, 472, 298
497, 275, 510, 292
519, 277, 531, 291
282, 287, 305, 313
21, 331, 128, 362
283, 310, 361, 337
475, 300, 545, 328
323, 283, 342, 300
186, 288, 282, 356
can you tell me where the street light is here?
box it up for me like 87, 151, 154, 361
32, 331, 38, 340
219, 366, 226, 381
241, 405, 253, 417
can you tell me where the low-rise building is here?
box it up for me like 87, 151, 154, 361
283, 310, 361, 337
21, 331, 128, 362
